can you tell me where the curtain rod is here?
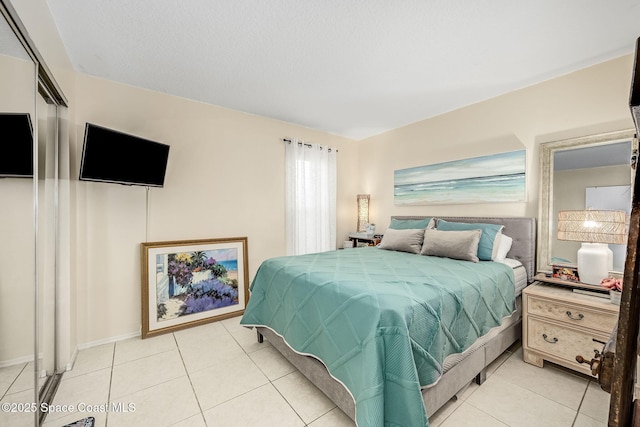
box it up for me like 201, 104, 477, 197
282, 138, 338, 153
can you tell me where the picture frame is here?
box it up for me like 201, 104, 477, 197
141, 237, 249, 338
394, 149, 526, 205
552, 263, 580, 283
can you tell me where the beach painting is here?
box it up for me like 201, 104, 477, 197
394, 150, 526, 205
141, 237, 249, 338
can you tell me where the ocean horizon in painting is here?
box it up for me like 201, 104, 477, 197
394, 150, 526, 205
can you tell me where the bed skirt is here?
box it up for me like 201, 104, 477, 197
256, 296, 522, 420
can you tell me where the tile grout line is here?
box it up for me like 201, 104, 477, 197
224, 320, 310, 426
104, 343, 116, 427
431, 351, 511, 425
175, 322, 272, 413
179, 326, 273, 410
305, 406, 342, 426
269, 375, 311, 426
571, 380, 590, 427
458, 400, 513, 427
0, 362, 29, 400
63, 325, 331, 427
110, 348, 175, 367
239, 325, 308, 425
68, 322, 597, 427
172, 332, 209, 427
487, 361, 593, 414
460, 348, 587, 427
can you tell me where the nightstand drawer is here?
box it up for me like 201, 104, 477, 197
527, 318, 607, 368
527, 296, 617, 334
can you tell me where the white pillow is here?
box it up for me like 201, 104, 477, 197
378, 228, 425, 254
494, 234, 513, 261
420, 229, 482, 262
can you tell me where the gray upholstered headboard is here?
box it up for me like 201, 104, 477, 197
390, 216, 537, 283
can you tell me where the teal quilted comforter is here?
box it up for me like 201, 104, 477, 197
240, 247, 516, 427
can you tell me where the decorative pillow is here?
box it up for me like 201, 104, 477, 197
378, 228, 425, 254
389, 217, 434, 230
494, 234, 513, 261
420, 229, 482, 262
435, 219, 504, 261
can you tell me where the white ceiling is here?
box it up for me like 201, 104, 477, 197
45, 0, 640, 140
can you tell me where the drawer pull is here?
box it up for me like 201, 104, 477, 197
542, 334, 558, 344
565, 311, 584, 321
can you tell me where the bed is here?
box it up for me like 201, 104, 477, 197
240, 216, 536, 426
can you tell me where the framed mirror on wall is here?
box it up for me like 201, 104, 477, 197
538, 129, 637, 283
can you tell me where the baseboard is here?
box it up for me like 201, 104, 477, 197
64, 347, 79, 372
0, 354, 34, 368
64, 330, 141, 373
2, 331, 143, 371
76, 330, 141, 351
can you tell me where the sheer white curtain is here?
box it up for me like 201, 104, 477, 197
285, 139, 337, 255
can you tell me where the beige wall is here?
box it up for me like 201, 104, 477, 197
73, 74, 360, 344
357, 55, 635, 231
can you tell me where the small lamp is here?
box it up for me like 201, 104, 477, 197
357, 194, 370, 233
557, 210, 627, 285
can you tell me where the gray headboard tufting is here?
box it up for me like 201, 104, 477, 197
390, 216, 537, 283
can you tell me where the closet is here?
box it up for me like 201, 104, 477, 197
0, 2, 69, 425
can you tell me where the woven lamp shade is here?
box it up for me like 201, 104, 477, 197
557, 210, 627, 245
357, 194, 370, 233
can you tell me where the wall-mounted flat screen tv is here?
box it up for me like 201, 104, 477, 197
79, 123, 170, 187
0, 113, 33, 178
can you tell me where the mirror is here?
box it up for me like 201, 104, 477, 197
36, 90, 59, 403
0, 4, 39, 425
0, 4, 68, 426
538, 129, 637, 274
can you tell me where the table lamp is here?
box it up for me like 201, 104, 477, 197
557, 210, 627, 285
357, 194, 370, 232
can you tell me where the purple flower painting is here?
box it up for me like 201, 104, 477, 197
155, 248, 240, 321
142, 238, 249, 339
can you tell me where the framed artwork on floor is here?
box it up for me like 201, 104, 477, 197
141, 237, 249, 338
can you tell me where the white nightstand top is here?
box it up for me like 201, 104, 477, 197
348, 232, 376, 239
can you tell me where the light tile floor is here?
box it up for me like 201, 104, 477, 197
0, 316, 611, 427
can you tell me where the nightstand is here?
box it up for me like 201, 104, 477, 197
348, 232, 382, 247
522, 281, 619, 377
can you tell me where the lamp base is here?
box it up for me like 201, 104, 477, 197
577, 243, 613, 285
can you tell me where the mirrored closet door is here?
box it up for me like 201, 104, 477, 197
0, 1, 69, 425
36, 88, 60, 408
0, 6, 39, 426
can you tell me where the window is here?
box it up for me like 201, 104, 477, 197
285, 140, 336, 255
